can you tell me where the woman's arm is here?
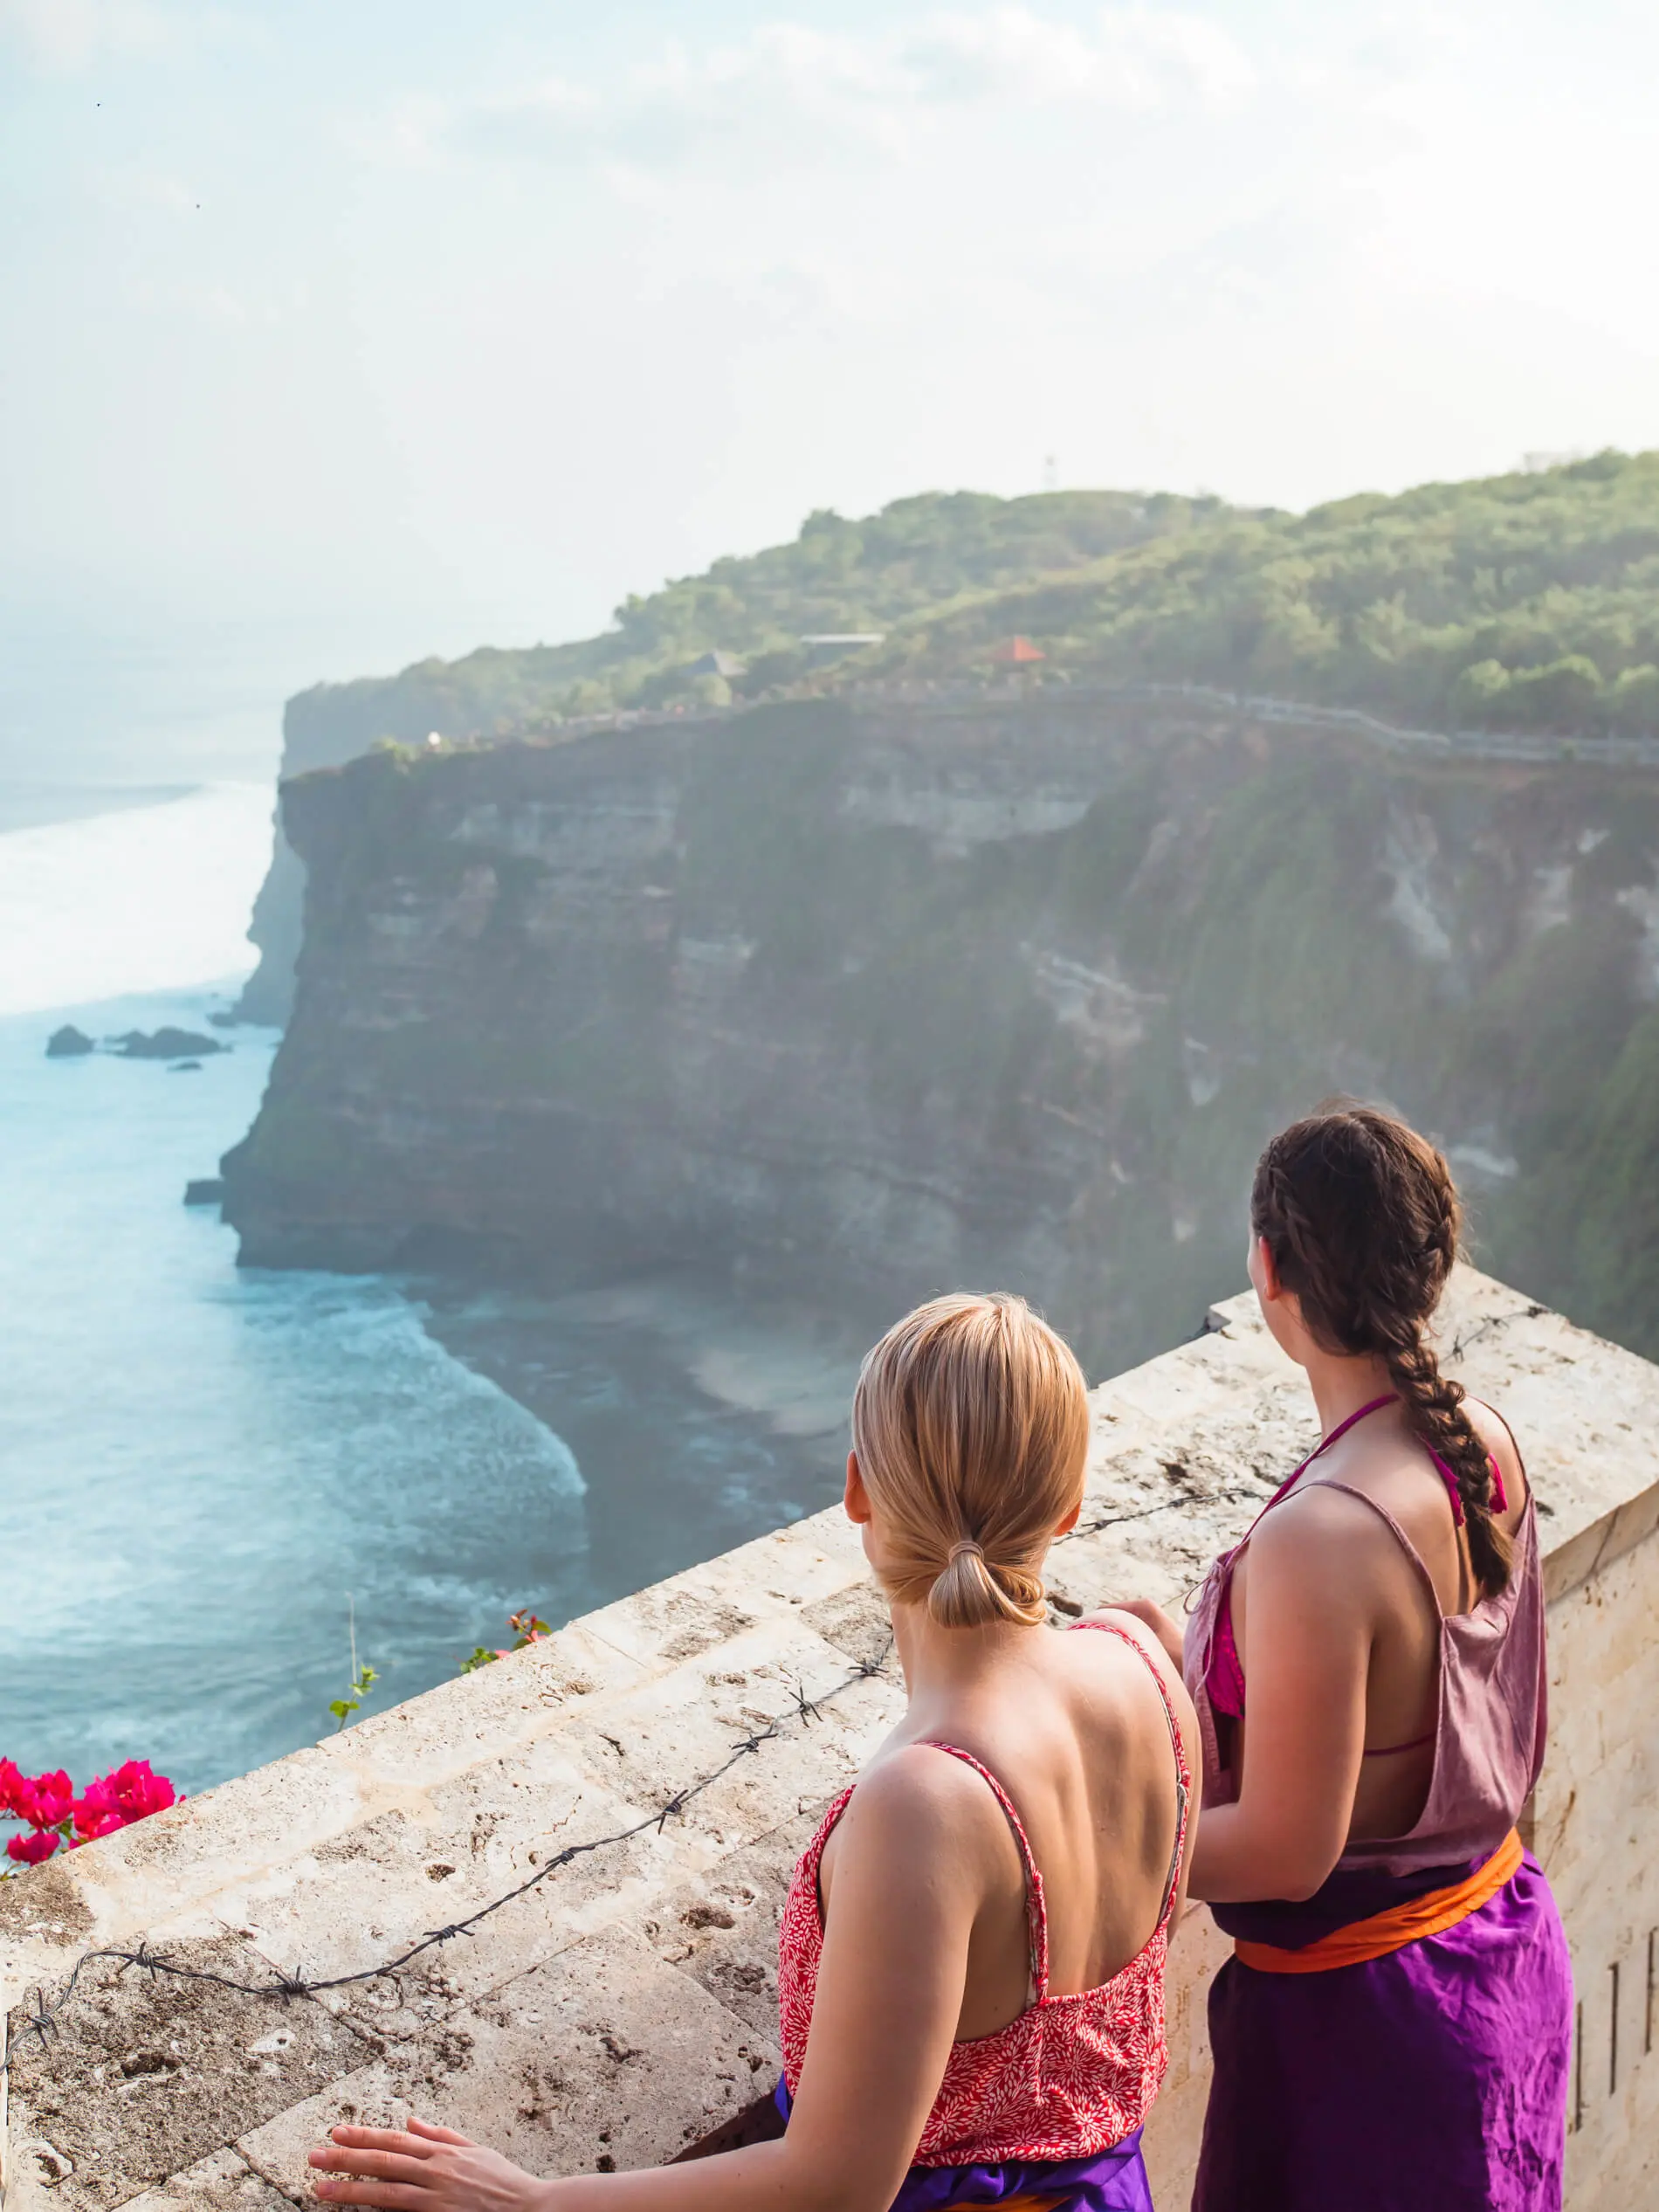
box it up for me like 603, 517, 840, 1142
309, 1749, 994, 2212
1183, 1490, 1373, 1904
1103, 1598, 1185, 1675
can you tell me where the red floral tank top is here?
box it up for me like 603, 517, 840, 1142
776, 1620, 1192, 2166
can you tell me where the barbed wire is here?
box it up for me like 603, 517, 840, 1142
1, 1643, 895, 2080
3, 1506, 1213, 2085
1447, 1306, 1545, 1361
1070, 1499, 1180, 1540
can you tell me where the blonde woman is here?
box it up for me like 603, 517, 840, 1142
311, 1293, 1197, 2212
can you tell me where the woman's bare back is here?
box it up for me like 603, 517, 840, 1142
820, 1614, 1195, 2039
1229, 1396, 1529, 1843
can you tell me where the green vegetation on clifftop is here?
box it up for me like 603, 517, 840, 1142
287, 452, 1659, 755
871, 450, 1659, 734
282, 489, 1234, 760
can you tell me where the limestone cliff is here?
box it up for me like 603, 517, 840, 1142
223, 693, 1659, 1372
232, 490, 1226, 1023
236, 658, 565, 1021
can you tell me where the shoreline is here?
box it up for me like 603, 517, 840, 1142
418, 1266, 864, 1615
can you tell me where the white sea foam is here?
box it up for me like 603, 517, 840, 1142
0, 782, 274, 1015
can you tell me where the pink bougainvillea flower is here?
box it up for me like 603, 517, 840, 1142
68, 1813, 126, 1845
2, 1759, 179, 1865
6, 1829, 60, 1865
72, 1779, 126, 1840
16, 1770, 73, 1830
106, 1760, 176, 1823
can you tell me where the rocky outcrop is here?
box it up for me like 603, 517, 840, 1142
45, 1024, 94, 1058
223, 693, 1659, 1373
114, 1028, 224, 1060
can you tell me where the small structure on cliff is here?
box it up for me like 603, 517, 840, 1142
800, 633, 885, 665
2, 1268, 1655, 2209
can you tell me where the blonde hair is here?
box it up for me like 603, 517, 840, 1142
850, 1292, 1090, 1630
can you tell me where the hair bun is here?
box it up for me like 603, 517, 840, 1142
848, 1291, 1090, 1631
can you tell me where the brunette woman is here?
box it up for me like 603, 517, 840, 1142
310, 1293, 1198, 2212
1126, 1105, 1571, 2210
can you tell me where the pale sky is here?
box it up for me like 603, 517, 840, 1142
3, 0, 1657, 777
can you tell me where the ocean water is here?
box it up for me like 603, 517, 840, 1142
0, 782, 279, 1016
0, 786, 850, 1800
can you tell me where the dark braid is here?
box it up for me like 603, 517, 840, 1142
1251, 1104, 1512, 1595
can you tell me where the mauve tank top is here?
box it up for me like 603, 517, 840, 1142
1181, 1415, 1548, 1878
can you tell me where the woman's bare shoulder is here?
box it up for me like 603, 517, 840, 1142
841, 1740, 1008, 1850
1252, 1475, 1399, 1560
1070, 1610, 1198, 1755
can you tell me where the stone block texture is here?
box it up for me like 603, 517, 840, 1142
3, 1268, 1654, 2209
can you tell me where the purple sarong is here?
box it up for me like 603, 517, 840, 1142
774, 2081, 1153, 2211
1194, 1850, 1572, 2211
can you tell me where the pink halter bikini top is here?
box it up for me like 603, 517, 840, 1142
776, 1619, 1192, 2167
1205, 1393, 1507, 1756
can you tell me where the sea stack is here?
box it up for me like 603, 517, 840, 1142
113, 1027, 225, 1060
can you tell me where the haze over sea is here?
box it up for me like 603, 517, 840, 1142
0, 752, 849, 1800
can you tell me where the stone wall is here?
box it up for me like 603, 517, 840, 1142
3, 1268, 1655, 2208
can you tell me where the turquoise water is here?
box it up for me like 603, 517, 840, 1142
0, 986, 591, 1793
0, 785, 849, 1800
0, 982, 849, 1799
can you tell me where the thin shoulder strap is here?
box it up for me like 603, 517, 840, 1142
1309, 1479, 1445, 1618
1070, 1618, 1192, 1931
1464, 1395, 1531, 1510
917, 1742, 1049, 2001
1245, 1393, 1399, 1546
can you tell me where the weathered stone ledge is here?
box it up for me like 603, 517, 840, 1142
3, 1267, 1655, 2209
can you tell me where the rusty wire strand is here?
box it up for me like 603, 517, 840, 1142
1, 1641, 896, 2078
4, 1510, 1179, 2079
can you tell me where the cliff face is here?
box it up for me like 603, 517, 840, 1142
223, 695, 1659, 1372
231, 489, 1229, 1023
236, 661, 568, 1022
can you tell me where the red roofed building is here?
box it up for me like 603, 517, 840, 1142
989, 636, 1046, 665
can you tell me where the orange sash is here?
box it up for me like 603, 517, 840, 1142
1234, 1829, 1524, 1974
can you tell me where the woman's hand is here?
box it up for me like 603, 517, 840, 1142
1101, 1598, 1185, 1675
310, 2116, 554, 2210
